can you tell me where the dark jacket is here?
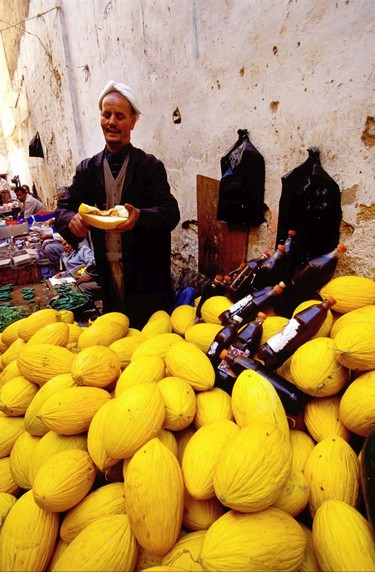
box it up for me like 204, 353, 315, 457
54, 145, 180, 327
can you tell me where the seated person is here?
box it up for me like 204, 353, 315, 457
54, 239, 102, 302
16, 184, 46, 218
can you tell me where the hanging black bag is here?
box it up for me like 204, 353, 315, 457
276, 147, 342, 268
217, 129, 268, 227
29, 131, 44, 158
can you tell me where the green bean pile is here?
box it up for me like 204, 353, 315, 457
50, 292, 88, 311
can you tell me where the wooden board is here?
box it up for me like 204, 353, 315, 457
197, 174, 249, 278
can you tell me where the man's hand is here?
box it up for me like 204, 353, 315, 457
76, 272, 93, 285
68, 213, 90, 238
112, 203, 140, 233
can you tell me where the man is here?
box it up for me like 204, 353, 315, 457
16, 184, 46, 218
53, 239, 102, 302
55, 81, 180, 328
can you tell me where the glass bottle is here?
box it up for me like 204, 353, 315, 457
206, 314, 243, 368
250, 244, 287, 290
257, 296, 336, 370
228, 251, 271, 302
273, 243, 347, 318
196, 274, 225, 318
229, 311, 267, 358
219, 282, 286, 326
281, 229, 297, 283
217, 348, 309, 415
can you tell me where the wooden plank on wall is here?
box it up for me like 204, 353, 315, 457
197, 174, 248, 278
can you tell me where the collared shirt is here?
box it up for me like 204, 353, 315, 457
104, 144, 131, 179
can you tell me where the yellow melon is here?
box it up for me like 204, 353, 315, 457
141, 314, 173, 338
213, 422, 292, 512
87, 400, 120, 472
330, 304, 375, 338
164, 340, 215, 391
115, 354, 165, 396
289, 429, 316, 472
183, 490, 224, 532
71, 345, 121, 388
199, 508, 307, 571
319, 275, 375, 314
184, 322, 223, 353
77, 319, 125, 349
157, 428, 178, 457
176, 425, 196, 466
170, 305, 196, 335
102, 382, 165, 459
0, 456, 20, 495
304, 394, 350, 442
109, 334, 145, 368
17, 308, 62, 341
60, 481, 126, 543
182, 419, 240, 501
9, 431, 40, 489
0, 359, 20, 389
24, 373, 76, 436
53, 514, 137, 572
194, 387, 233, 429
130, 332, 182, 361
157, 376, 196, 431
303, 436, 360, 517
334, 322, 375, 371
33, 449, 96, 512
30, 431, 87, 485
0, 375, 39, 416
161, 530, 206, 570
272, 466, 310, 517
1, 338, 26, 368
26, 321, 70, 347
124, 438, 184, 557
0, 491, 17, 526
58, 309, 75, 324
313, 499, 375, 571
231, 368, 289, 435
0, 414, 24, 458
93, 312, 130, 336
201, 295, 232, 324
339, 369, 375, 436
299, 523, 320, 572
17, 343, 74, 386
0, 489, 59, 571
290, 337, 349, 396
1, 317, 28, 347
38, 386, 111, 435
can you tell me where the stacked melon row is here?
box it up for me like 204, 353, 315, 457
0, 275, 374, 571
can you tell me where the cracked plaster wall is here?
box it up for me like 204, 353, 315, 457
0, 0, 374, 278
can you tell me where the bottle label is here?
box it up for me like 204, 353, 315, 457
217, 360, 237, 378
207, 340, 219, 358
266, 318, 301, 352
227, 292, 254, 314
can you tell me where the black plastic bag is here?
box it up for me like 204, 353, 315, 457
217, 129, 267, 227
29, 131, 44, 158
276, 147, 342, 267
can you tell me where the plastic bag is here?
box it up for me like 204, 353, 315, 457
276, 147, 342, 267
217, 129, 267, 227
29, 132, 44, 158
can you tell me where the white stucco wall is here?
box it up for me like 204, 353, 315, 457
0, 0, 374, 278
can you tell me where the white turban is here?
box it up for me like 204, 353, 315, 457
98, 81, 142, 119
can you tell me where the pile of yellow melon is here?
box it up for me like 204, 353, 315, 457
0, 274, 374, 571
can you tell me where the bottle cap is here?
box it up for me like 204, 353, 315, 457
278, 244, 286, 251
263, 251, 271, 258
232, 315, 243, 324
278, 281, 286, 289
215, 274, 223, 282
337, 243, 347, 253
257, 312, 267, 320
223, 275, 231, 283
274, 283, 285, 294
287, 229, 297, 236
219, 348, 229, 360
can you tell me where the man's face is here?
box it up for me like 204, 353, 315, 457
100, 92, 137, 152
16, 190, 26, 202
62, 240, 74, 254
